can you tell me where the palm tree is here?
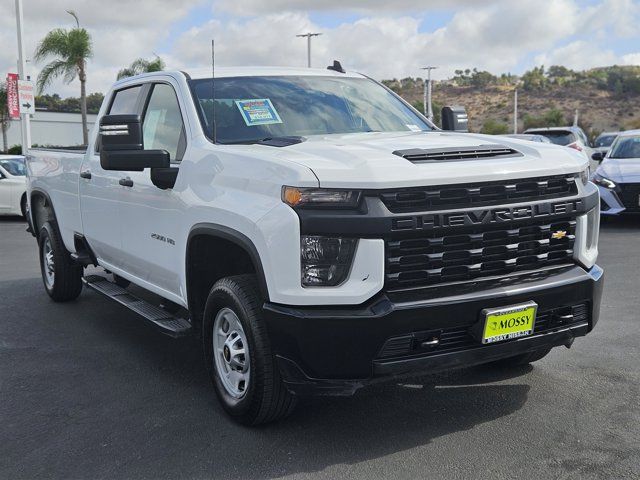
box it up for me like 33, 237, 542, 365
0, 82, 9, 153
117, 56, 165, 80
34, 11, 92, 145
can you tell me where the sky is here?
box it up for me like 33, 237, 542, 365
2, 0, 640, 98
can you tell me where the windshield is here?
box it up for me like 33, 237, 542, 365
190, 76, 432, 144
595, 135, 617, 148
609, 136, 640, 159
0, 158, 26, 176
535, 131, 576, 146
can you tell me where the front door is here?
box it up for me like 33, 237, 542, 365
117, 81, 186, 302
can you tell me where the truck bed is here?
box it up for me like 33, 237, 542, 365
27, 147, 87, 252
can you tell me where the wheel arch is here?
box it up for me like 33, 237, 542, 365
186, 223, 270, 331
29, 188, 59, 238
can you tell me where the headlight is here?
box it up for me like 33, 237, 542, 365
574, 206, 599, 269
578, 168, 589, 186
283, 186, 361, 208
301, 236, 357, 286
592, 173, 616, 189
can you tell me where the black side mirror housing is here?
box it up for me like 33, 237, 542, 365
99, 114, 170, 171
441, 106, 469, 132
591, 152, 604, 162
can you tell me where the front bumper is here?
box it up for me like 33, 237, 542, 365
263, 265, 604, 396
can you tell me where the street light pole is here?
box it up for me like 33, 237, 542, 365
421, 66, 437, 122
513, 88, 518, 134
296, 32, 322, 68
14, 0, 31, 152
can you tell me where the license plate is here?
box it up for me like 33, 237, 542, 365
480, 302, 538, 344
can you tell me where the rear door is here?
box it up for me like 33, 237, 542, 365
79, 85, 146, 266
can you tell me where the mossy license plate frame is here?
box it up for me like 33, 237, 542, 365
480, 301, 538, 344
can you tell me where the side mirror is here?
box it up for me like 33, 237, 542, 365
99, 114, 169, 171
441, 106, 469, 132
591, 152, 604, 162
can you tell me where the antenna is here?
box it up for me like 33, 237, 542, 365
211, 39, 217, 144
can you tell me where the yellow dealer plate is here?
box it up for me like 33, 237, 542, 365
481, 302, 538, 344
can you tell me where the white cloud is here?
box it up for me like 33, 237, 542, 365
0, 0, 199, 96
534, 41, 618, 70
214, 0, 505, 15
2, 0, 640, 98
170, 0, 586, 80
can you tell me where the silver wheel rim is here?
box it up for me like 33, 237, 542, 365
213, 308, 250, 398
42, 237, 55, 288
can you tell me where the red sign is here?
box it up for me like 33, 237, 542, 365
6, 73, 20, 119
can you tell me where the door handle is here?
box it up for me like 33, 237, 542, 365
119, 177, 133, 187
80, 170, 92, 179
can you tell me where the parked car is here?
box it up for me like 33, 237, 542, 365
592, 130, 640, 215
26, 67, 603, 425
0, 155, 27, 217
593, 131, 621, 156
524, 126, 597, 171
500, 134, 552, 143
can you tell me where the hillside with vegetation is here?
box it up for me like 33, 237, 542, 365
383, 65, 640, 139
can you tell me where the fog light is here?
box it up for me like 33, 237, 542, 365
301, 236, 357, 286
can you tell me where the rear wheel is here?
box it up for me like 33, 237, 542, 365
203, 275, 297, 425
489, 347, 552, 367
38, 221, 83, 302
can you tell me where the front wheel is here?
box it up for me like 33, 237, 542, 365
38, 221, 83, 302
203, 275, 297, 425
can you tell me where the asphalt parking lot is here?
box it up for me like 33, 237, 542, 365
1, 216, 639, 480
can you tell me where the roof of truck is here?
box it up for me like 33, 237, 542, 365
185, 66, 365, 80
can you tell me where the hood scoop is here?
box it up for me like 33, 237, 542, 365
393, 144, 522, 163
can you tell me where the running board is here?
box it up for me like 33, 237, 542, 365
83, 275, 192, 337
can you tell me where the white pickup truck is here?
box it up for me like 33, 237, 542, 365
27, 66, 604, 425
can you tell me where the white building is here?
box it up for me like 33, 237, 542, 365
5, 110, 98, 148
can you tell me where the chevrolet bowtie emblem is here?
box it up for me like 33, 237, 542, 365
552, 230, 567, 239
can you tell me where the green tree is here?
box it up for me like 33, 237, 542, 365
523, 108, 567, 130
117, 56, 166, 80
522, 66, 547, 91
34, 10, 93, 145
481, 119, 509, 135
0, 82, 9, 153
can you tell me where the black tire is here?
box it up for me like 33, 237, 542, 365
489, 347, 552, 367
38, 221, 83, 302
203, 274, 297, 425
20, 194, 27, 219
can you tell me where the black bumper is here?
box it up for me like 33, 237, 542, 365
263, 265, 604, 396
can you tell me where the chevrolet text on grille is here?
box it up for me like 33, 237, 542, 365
392, 199, 583, 231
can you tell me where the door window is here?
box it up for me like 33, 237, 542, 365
109, 85, 143, 114
142, 84, 186, 161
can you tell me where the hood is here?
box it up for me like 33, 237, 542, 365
596, 157, 640, 183
252, 131, 587, 189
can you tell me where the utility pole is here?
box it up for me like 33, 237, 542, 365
296, 32, 322, 68
513, 88, 518, 134
421, 66, 437, 121
14, 0, 31, 153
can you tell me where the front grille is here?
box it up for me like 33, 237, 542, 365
379, 175, 577, 213
618, 183, 640, 212
386, 219, 576, 290
377, 303, 589, 360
